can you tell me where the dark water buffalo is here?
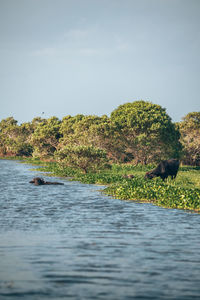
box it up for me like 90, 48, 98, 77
29, 177, 64, 185
145, 159, 180, 181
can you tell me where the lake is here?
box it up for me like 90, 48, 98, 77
0, 159, 200, 299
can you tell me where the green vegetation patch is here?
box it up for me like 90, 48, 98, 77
104, 176, 200, 211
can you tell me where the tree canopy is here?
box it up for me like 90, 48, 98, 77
55, 145, 109, 173
110, 101, 182, 164
178, 112, 200, 166
1, 100, 198, 166
0, 117, 33, 156
30, 117, 62, 158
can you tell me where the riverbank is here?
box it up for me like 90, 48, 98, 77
13, 157, 200, 212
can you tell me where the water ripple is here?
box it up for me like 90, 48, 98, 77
1, 160, 200, 299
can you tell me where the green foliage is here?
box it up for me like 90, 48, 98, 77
110, 100, 182, 164
178, 112, 200, 166
104, 176, 200, 211
58, 114, 122, 162
0, 102, 199, 167
111, 163, 155, 173
30, 116, 62, 158
55, 145, 109, 173
0, 117, 33, 156
72, 172, 124, 184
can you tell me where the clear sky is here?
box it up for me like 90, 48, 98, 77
0, 0, 199, 124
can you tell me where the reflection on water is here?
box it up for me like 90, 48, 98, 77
0, 160, 200, 299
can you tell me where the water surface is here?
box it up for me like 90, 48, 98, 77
0, 160, 200, 299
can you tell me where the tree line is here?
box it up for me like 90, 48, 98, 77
0, 101, 200, 171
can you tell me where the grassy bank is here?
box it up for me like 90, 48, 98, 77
104, 176, 200, 211
19, 157, 200, 212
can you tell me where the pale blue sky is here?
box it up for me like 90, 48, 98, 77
0, 0, 199, 123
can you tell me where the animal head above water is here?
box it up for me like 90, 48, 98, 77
29, 177, 45, 185
29, 177, 64, 185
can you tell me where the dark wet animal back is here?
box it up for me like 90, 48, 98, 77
29, 177, 64, 185
145, 159, 180, 181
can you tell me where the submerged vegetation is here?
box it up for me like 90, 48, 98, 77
1, 100, 200, 211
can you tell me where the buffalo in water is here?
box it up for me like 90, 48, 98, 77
29, 177, 64, 185
145, 159, 180, 181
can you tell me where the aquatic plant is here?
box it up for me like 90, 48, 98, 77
104, 176, 200, 211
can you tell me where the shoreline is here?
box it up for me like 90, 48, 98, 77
1, 156, 200, 212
